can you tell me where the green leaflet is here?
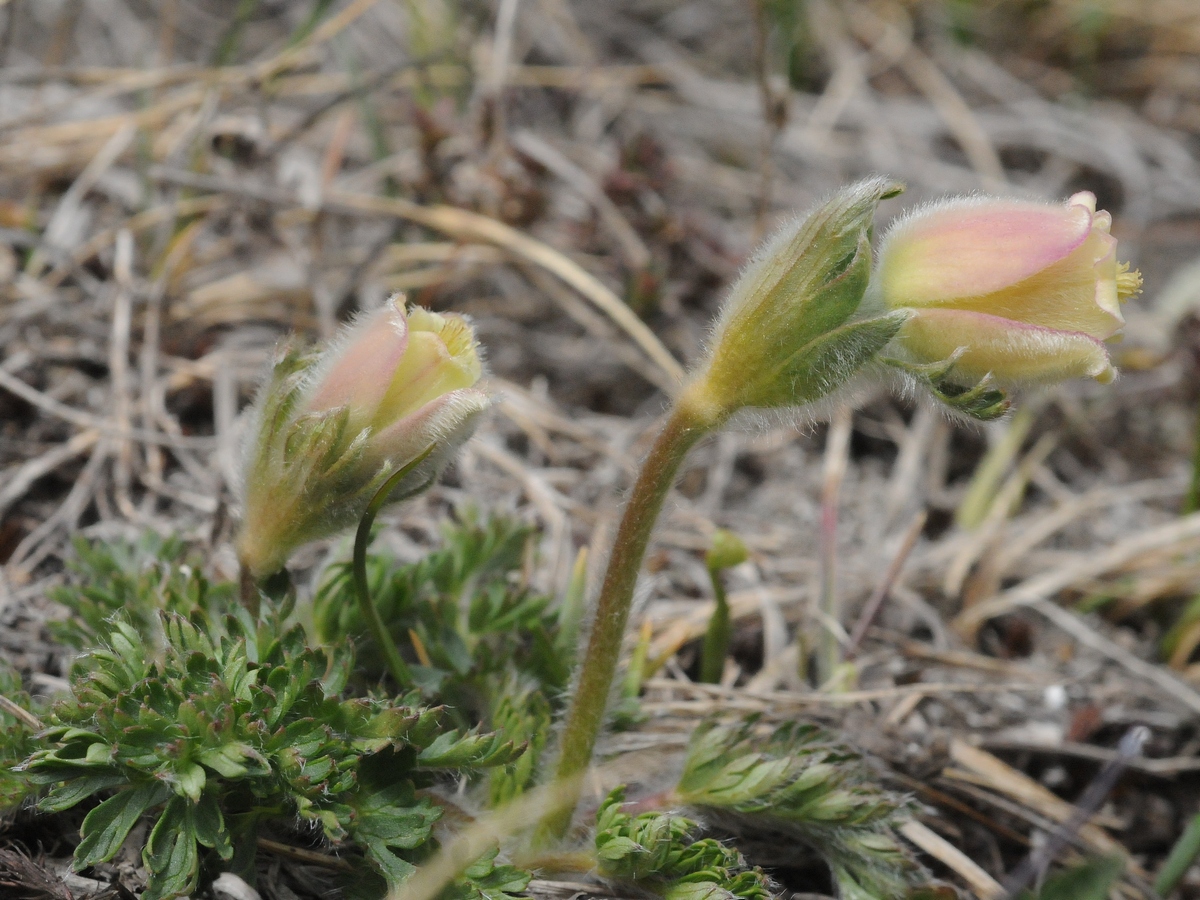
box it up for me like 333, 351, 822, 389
37, 772, 126, 813
440, 847, 532, 900
488, 686, 551, 806
676, 719, 925, 900
349, 784, 442, 891
76, 782, 171, 867
881, 353, 1010, 421
143, 797, 201, 900
416, 729, 525, 769
594, 787, 775, 900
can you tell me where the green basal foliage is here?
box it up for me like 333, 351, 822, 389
2, 527, 545, 900
595, 787, 775, 900
676, 719, 925, 900
0, 661, 39, 810
312, 514, 574, 804
0, 521, 926, 900
313, 514, 572, 703
48, 532, 237, 651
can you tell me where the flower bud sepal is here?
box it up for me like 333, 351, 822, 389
881, 351, 1011, 422
237, 343, 387, 582
694, 178, 908, 416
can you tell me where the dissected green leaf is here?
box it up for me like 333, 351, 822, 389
48, 534, 236, 653
594, 787, 775, 900
488, 686, 551, 806
416, 729, 524, 769
676, 719, 924, 900
882, 354, 1010, 421
439, 846, 532, 900
349, 782, 442, 891
312, 515, 573, 724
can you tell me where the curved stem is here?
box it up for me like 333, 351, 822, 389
353, 447, 435, 689
239, 563, 260, 618
538, 397, 717, 841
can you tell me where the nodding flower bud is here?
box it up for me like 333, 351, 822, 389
683, 178, 910, 426
236, 296, 488, 579
874, 190, 1142, 388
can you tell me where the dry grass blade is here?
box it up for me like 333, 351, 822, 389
955, 512, 1200, 632
1029, 598, 1200, 717
322, 191, 686, 390
946, 741, 1127, 858
0, 368, 214, 450
900, 820, 1003, 900
846, 509, 926, 657
0, 430, 99, 522
1000, 727, 1148, 898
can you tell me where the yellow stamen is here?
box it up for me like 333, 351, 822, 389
1116, 262, 1143, 301
436, 316, 478, 360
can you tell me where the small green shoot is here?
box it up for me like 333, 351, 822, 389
699, 529, 748, 684
1156, 814, 1200, 898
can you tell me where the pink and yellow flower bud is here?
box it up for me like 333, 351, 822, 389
236, 297, 487, 579
874, 190, 1142, 386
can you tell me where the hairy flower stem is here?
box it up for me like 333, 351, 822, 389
239, 565, 260, 617
353, 448, 435, 689
539, 391, 721, 841
354, 502, 414, 688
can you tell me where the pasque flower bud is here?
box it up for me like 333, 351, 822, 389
873, 190, 1142, 387
683, 178, 910, 425
236, 297, 488, 578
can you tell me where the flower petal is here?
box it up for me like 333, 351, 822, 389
925, 229, 1124, 341
304, 297, 409, 424
878, 197, 1093, 307
373, 310, 482, 427
366, 388, 490, 474
898, 308, 1115, 385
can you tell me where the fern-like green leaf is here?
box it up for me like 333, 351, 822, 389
595, 787, 775, 900
676, 719, 925, 900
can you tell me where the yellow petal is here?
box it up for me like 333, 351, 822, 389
373, 308, 482, 427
